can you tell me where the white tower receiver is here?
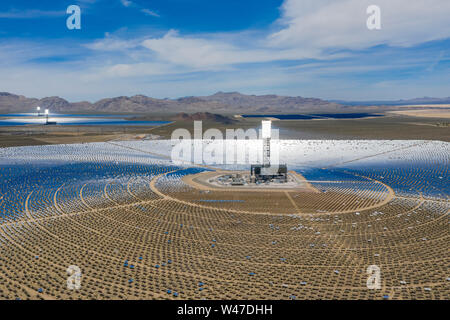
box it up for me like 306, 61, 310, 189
261, 120, 271, 167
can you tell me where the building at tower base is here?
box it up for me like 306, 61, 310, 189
250, 164, 288, 183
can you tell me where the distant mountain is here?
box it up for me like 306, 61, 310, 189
331, 97, 450, 106
200, 92, 344, 112
0, 91, 342, 114
2, 91, 449, 114
171, 112, 235, 124
0, 92, 40, 111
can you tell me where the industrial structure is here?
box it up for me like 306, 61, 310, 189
250, 120, 288, 183
44, 109, 57, 125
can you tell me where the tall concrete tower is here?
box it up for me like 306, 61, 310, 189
261, 120, 271, 167
251, 120, 287, 183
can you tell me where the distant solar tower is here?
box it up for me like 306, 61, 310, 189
37, 106, 41, 116
45, 109, 49, 124
261, 120, 271, 167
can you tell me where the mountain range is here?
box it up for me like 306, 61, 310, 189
0, 91, 343, 114
1, 91, 449, 114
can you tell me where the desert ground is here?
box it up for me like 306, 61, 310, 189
0, 109, 448, 300
1, 112, 449, 149
388, 109, 450, 119
0, 139, 448, 300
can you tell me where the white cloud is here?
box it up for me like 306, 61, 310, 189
138, 0, 450, 70
86, 37, 141, 51
119, 0, 160, 17
270, 0, 450, 49
141, 30, 324, 69
0, 9, 65, 19
141, 8, 160, 17
141, 30, 246, 68
83, 62, 181, 79
120, 0, 133, 7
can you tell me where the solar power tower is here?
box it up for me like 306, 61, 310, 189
261, 120, 271, 167
250, 120, 287, 183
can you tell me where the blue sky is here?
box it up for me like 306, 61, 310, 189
0, 0, 449, 102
